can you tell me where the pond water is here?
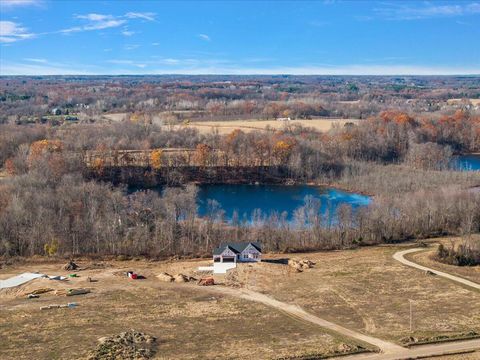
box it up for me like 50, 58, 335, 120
453, 155, 480, 171
197, 184, 371, 222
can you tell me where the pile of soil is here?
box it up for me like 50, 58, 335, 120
63, 261, 79, 271
87, 330, 157, 360
157, 272, 196, 283
288, 259, 316, 272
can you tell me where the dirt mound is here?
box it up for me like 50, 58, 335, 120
173, 273, 196, 283
157, 273, 174, 282
63, 261, 79, 271
87, 330, 157, 360
288, 259, 315, 272
157, 272, 196, 283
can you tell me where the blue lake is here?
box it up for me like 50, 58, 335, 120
197, 184, 371, 221
453, 155, 480, 171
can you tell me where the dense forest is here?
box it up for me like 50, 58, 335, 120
0, 76, 479, 258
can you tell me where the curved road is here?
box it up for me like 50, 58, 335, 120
200, 286, 480, 360
194, 248, 480, 359
393, 248, 480, 290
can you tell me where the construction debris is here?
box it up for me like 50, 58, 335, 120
0, 272, 46, 289
87, 330, 157, 360
48, 275, 68, 281
40, 302, 78, 310
23, 288, 54, 296
127, 271, 138, 280
63, 261, 79, 271
197, 277, 215, 286
55, 288, 90, 296
288, 259, 316, 272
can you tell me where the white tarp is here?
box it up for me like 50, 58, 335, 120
0, 272, 46, 289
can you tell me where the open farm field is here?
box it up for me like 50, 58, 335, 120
170, 118, 360, 134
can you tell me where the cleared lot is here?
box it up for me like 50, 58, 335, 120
1, 240, 479, 359
0, 260, 362, 360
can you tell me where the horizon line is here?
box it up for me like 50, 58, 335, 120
1, 73, 480, 77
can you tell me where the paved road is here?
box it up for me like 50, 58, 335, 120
393, 248, 480, 290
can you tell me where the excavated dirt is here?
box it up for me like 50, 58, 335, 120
87, 330, 157, 360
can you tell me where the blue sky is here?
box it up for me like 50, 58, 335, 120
0, 0, 479, 75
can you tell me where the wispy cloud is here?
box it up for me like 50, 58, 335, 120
60, 12, 155, 34
125, 12, 156, 21
122, 29, 135, 37
124, 44, 140, 50
1, 0, 42, 9
23, 57, 47, 63
198, 33, 211, 41
0, 21, 34, 43
107, 59, 146, 68
374, 2, 480, 20
61, 14, 126, 33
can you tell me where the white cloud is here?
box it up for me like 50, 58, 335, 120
152, 42, 160, 46
62, 14, 126, 33
60, 12, 154, 35
107, 59, 147, 68
198, 33, 211, 41
1, 0, 41, 9
76, 13, 113, 22
0, 21, 34, 43
374, 2, 480, 20
124, 44, 140, 50
23, 57, 47, 63
125, 12, 156, 21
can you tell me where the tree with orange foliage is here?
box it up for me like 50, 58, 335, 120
380, 110, 416, 126
28, 139, 63, 166
193, 144, 212, 167
273, 137, 296, 164
150, 149, 163, 169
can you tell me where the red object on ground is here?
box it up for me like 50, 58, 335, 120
130, 273, 138, 279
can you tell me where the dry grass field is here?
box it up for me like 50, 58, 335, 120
1, 240, 479, 359
171, 118, 359, 135
447, 98, 480, 106
407, 237, 480, 284
225, 243, 480, 344
0, 260, 361, 360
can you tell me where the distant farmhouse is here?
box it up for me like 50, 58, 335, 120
199, 242, 262, 274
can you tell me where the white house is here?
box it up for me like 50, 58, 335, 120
198, 242, 262, 274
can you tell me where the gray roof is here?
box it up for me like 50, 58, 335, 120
213, 242, 261, 256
